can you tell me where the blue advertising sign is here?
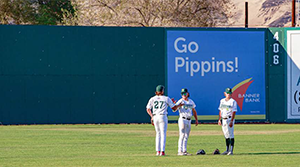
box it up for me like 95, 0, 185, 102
167, 30, 266, 120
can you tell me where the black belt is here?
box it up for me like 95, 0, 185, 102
223, 116, 231, 120
153, 114, 166, 116
182, 117, 191, 120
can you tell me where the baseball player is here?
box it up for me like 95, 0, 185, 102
218, 88, 237, 155
174, 88, 199, 156
146, 85, 183, 156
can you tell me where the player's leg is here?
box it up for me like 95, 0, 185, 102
159, 115, 168, 155
182, 121, 188, 153
183, 120, 191, 155
221, 119, 230, 155
228, 119, 235, 155
228, 138, 234, 155
224, 138, 230, 154
153, 116, 161, 155
178, 117, 185, 155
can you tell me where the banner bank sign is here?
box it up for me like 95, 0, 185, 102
167, 30, 266, 119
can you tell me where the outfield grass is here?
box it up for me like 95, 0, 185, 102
0, 124, 300, 167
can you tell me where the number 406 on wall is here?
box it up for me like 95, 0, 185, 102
272, 32, 280, 66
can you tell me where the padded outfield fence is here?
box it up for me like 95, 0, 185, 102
0, 25, 299, 124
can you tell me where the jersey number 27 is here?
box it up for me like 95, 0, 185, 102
154, 101, 164, 109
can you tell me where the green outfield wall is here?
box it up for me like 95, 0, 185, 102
267, 28, 286, 122
0, 25, 299, 124
284, 28, 300, 122
0, 25, 165, 124
266, 27, 300, 123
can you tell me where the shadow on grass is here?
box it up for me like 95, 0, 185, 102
238, 152, 300, 155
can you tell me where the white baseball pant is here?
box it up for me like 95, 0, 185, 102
153, 115, 168, 152
178, 117, 191, 153
222, 118, 235, 138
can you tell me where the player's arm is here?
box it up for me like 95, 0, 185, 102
172, 99, 181, 112
147, 108, 153, 118
229, 111, 236, 128
218, 110, 222, 126
192, 108, 199, 126
171, 102, 184, 111
146, 108, 154, 126
146, 99, 153, 118
146, 99, 154, 125
229, 101, 238, 127
218, 100, 222, 126
168, 98, 183, 111
172, 99, 178, 112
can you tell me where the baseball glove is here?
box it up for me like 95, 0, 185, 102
213, 149, 220, 155
196, 149, 206, 155
171, 98, 176, 103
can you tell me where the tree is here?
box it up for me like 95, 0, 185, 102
35, 0, 75, 25
0, 0, 75, 25
69, 0, 235, 27
0, 0, 35, 24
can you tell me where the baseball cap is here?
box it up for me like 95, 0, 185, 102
156, 85, 165, 92
225, 88, 232, 94
181, 88, 188, 94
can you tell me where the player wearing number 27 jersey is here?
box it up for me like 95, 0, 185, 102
146, 85, 183, 156
147, 96, 174, 116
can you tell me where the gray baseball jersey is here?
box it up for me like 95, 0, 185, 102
146, 95, 175, 115
176, 98, 196, 119
218, 98, 237, 118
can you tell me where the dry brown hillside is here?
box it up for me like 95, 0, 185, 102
70, 0, 234, 27
231, 0, 299, 27
63, 0, 300, 27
